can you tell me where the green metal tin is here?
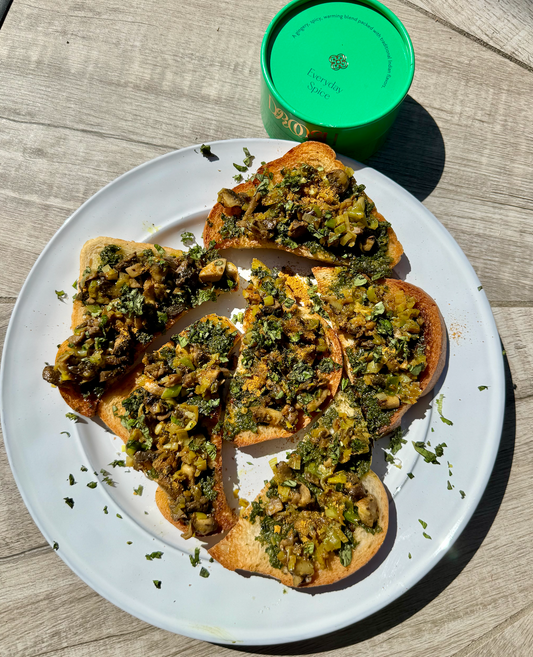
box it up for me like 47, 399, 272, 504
260, 0, 415, 160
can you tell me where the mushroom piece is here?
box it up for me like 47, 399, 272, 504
252, 406, 284, 426
199, 258, 227, 283
226, 261, 239, 283
355, 495, 378, 527
377, 395, 400, 409
326, 169, 350, 193
361, 235, 376, 252
217, 188, 247, 208
265, 498, 284, 516
192, 514, 218, 535
297, 484, 312, 508
288, 220, 308, 239
125, 262, 146, 278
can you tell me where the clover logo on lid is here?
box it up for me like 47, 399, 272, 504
329, 53, 348, 71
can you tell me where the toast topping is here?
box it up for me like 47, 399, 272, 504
43, 241, 238, 402
117, 317, 239, 537
223, 260, 341, 441
217, 162, 393, 276
315, 267, 427, 433
245, 388, 379, 587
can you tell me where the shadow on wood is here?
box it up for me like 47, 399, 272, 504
368, 96, 446, 202
227, 347, 515, 655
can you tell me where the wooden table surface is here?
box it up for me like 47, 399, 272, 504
1, 0, 532, 654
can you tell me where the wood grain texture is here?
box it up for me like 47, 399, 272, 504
407, 0, 533, 68
0, 0, 533, 654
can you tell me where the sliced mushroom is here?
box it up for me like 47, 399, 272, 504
125, 262, 146, 278
297, 484, 312, 507
265, 498, 284, 516
377, 395, 400, 409
192, 514, 218, 535
355, 495, 378, 527
199, 258, 227, 283
217, 188, 246, 208
361, 235, 376, 252
326, 169, 350, 193
251, 406, 284, 426
225, 261, 239, 283
288, 220, 308, 239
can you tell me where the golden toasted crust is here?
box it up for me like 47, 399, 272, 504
98, 314, 239, 535
209, 470, 388, 588
203, 142, 403, 266
313, 269, 447, 435
230, 311, 343, 448
55, 237, 238, 416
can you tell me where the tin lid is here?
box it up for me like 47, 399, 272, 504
262, 0, 414, 128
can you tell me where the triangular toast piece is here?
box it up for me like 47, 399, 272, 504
223, 259, 342, 447
99, 314, 240, 537
42, 237, 239, 416
210, 387, 388, 587
313, 267, 446, 435
204, 141, 403, 274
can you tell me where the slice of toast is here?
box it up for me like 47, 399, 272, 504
313, 267, 447, 435
223, 260, 342, 447
43, 237, 239, 416
210, 387, 388, 588
203, 141, 403, 273
98, 314, 240, 536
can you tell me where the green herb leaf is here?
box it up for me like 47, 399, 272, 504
478, 385, 489, 391
133, 485, 144, 496
477, 285, 483, 291
408, 552, 412, 559
55, 290, 67, 300
199, 567, 210, 578
412, 441, 441, 464
447, 480, 453, 490
127, 541, 132, 545
423, 532, 432, 540
200, 144, 213, 158
436, 394, 453, 425
180, 231, 195, 246
190, 547, 201, 567
352, 274, 367, 286
407, 472, 414, 479
103, 506, 108, 514
80, 465, 88, 472
68, 474, 76, 486
53, 542, 59, 551
60, 431, 71, 437
460, 490, 466, 499
146, 551, 163, 561
109, 459, 126, 468
233, 173, 243, 183
341, 377, 350, 391
87, 481, 97, 489
64, 497, 74, 509
231, 311, 244, 324
153, 580, 162, 589
418, 519, 427, 529
116, 513, 123, 519
282, 480, 298, 488
65, 413, 79, 422
233, 162, 248, 172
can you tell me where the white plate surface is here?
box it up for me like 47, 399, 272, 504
0, 139, 505, 645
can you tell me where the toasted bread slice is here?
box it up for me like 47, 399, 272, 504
204, 142, 403, 272
210, 470, 387, 588
223, 260, 342, 447
43, 237, 239, 416
313, 267, 447, 435
98, 314, 240, 536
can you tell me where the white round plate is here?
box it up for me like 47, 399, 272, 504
1, 139, 504, 645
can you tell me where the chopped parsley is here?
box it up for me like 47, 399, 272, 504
418, 519, 428, 529
146, 551, 164, 561
133, 485, 144, 496
55, 290, 67, 300
100, 469, 116, 487
436, 394, 453, 425
65, 413, 79, 422
407, 472, 414, 479
199, 567, 210, 578
153, 580, 162, 589
80, 465, 88, 472
190, 547, 201, 567
103, 506, 108, 514
87, 482, 97, 489
180, 231, 195, 246
478, 385, 489, 391
109, 459, 126, 468
60, 431, 71, 437
53, 542, 59, 551
200, 144, 213, 158
233, 162, 248, 172
460, 490, 466, 499
64, 497, 74, 509
423, 532, 432, 540
116, 513, 123, 519
68, 474, 76, 486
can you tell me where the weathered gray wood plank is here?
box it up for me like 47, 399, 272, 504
407, 0, 533, 68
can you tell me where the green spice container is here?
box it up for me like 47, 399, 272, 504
261, 0, 415, 160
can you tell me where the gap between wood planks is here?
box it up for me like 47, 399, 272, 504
397, 0, 533, 73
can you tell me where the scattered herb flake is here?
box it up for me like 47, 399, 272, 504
146, 551, 164, 561
134, 485, 144, 496
418, 519, 428, 530
460, 490, 466, 499
412, 441, 441, 464
423, 532, 432, 540
55, 290, 67, 300
199, 567, 210, 578
478, 385, 489, 391
243, 147, 254, 168
407, 472, 414, 479
72, 280, 78, 289
103, 506, 108, 514
87, 481, 97, 489
109, 459, 126, 468
181, 231, 195, 246
127, 541, 132, 545
436, 394, 453, 425
408, 553, 412, 559
65, 413, 79, 422
80, 465, 88, 472
477, 285, 483, 291
233, 173, 243, 183
68, 474, 76, 486
190, 547, 201, 567
100, 469, 116, 487
341, 377, 349, 391
231, 311, 244, 324
447, 481, 453, 490
64, 497, 74, 509
200, 144, 213, 158
53, 542, 59, 550
233, 162, 248, 172
153, 580, 162, 589
116, 513, 123, 519
60, 431, 70, 437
